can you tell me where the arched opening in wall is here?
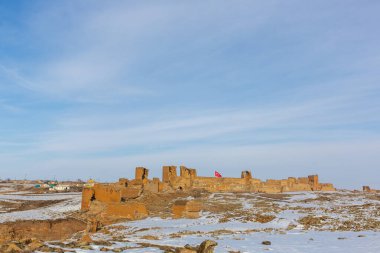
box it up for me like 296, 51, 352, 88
121, 197, 126, 202
178, 186, 183, 191
124, 182, 128, 187
90, 194, 96, 201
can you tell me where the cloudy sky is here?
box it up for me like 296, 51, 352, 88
0, 1, 379, 189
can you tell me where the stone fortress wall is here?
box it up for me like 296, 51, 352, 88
81, 165, 335, 220
161, 166, 335, 193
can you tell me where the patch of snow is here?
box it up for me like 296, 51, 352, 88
0, 192, 80, 201
0, 194, 81, 222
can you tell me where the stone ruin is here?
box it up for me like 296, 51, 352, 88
363, 186, 379, 193
81, 166, 335, 222
172, 200, 202, 219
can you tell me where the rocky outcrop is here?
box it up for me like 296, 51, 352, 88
0, 218, 86, 244
197, 240, 218, 253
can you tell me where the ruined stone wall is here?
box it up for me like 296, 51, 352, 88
286, 183, 312, 192
191, 177, 249, 192
104, 202, 148, 220
180, 166, 197, 178
297, 177, 309, 184
82, 179, 148, 222
93, 184, 123, 203
144, 177, 160, 193
81, 166, 336, 219
319, 183, 335, 191
82, 167, 335, 208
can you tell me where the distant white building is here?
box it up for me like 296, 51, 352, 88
49, 185, 70, 191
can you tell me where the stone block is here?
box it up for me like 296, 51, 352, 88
172, 200, 202, 219
93, 184, 122, 203
121, 187, 142, 200
104, 202, 148, 220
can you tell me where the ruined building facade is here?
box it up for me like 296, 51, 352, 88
81, 166, 335, 221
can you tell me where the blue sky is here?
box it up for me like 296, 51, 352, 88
0, 1, 379, 189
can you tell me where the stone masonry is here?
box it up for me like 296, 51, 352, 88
81, 166, 335, 220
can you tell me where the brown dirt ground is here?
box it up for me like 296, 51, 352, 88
0, 199, 65, 213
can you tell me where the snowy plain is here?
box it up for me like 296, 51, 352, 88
1, 184, 379, 252
51, 191, 380, 252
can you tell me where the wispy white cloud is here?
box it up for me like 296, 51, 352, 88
3, 85, 377, 156
2, 1, 280, 103
2, 138, 379, 189
0, 1, 379, 188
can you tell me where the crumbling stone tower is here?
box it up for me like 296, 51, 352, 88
363, 186, 371, 192
241, 171, 252, 179
135, 167, 149, 180
163, 166, 177, 183
180, 166, 197, 178
308, 175, 319, 190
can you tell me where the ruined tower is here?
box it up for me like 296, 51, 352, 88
308, 175, 319, 190
135, 167, 149, 180
162, 166, 177, 183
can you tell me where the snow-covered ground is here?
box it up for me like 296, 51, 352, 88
0, 194, 81, 222
0, 183, 81, 222
44, 216, 380, 253
1, 183, 379, 252
40, 191, 380, 253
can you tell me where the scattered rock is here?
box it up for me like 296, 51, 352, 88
298, 215, 327, 228
92, 240, 113, 246
27, 240, 44, 251
176, 244, 198, 253
86, 218, 101, 233
177, 249, 197, 253
80, 245, 93, 250
197, 240, 218, 253
80, 233, 93, 243
254, 214, 276, 223
5, 243, 23, 253
262, 241, 271, 245
141, 235, 160, 240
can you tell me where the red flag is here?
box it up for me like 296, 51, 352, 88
214, 171, 222, 178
